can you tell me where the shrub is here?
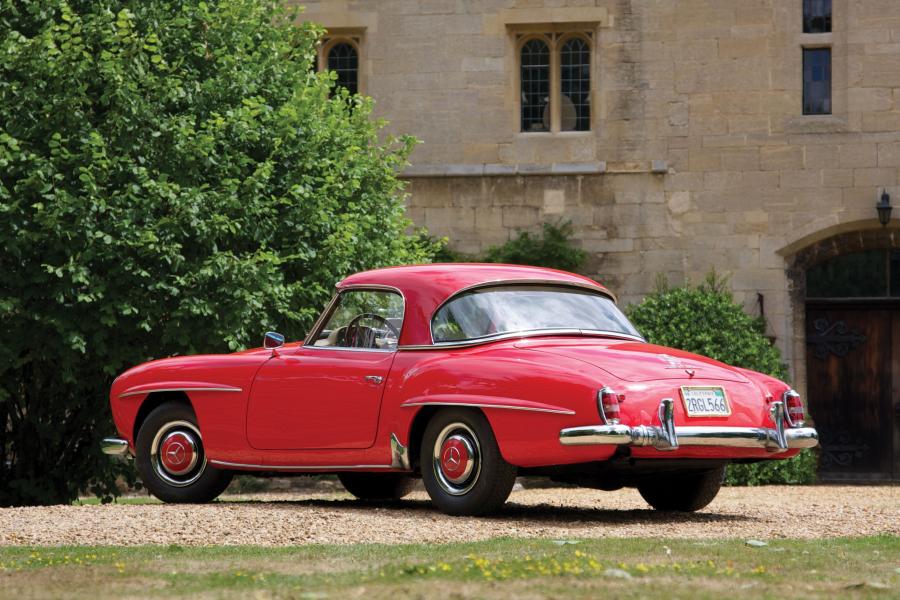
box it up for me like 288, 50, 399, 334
626, 273, 817, 485
0, 0, 433, 506
484, 221, 587, 272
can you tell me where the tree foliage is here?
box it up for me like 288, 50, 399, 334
0, 0, 433, 505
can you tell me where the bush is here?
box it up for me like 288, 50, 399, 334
626, 273, 817, 485
484, 221, 587, 272
0, 0, 433, 506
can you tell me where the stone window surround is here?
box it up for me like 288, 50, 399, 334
316, 29, 366, 95
510, 26, 596, 136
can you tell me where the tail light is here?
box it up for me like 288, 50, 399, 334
783, 389, 805, 427
598, 387, 624, 424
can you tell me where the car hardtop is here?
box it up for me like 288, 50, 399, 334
334, 264, 617, 346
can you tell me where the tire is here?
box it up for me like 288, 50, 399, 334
637, 467, 725, 512
420, 408, 517, 516
135, 401, 233, 503
338, 472, 415, 501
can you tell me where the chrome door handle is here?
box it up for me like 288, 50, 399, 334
364, 375, 383, 385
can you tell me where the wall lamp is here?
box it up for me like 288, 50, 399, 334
877, 190, 892, 227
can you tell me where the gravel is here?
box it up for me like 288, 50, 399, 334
1, 485, 897, 546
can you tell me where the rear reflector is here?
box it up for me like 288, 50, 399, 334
783, 389, 805, 426
598, 387, 623, 424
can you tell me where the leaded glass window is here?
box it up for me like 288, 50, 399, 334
560, 37, 591, 131
803, 48, 831, 115
806, 250, 896, 298
520, 39, 550, 132
327, 42, 358, 95
803, 0, 832, 34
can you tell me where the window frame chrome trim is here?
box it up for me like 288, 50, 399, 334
400, 328, 645, 351
303, 284, 406, 350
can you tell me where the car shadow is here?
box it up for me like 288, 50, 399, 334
221, 496, 755, 524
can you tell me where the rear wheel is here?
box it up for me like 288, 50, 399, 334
637, 467, 725, 512
135, 402, 233, 503
420, 409, 517, 516
338, 473, 415, 501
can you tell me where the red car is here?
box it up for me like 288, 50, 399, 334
103, 264, 818, 515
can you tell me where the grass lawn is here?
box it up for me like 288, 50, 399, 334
1, 536, 897, 599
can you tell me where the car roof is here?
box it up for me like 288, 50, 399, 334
337, 263, 614, 347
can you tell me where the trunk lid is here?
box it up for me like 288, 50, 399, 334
515, 338, 749, 383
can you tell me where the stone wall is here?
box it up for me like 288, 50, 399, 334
298, 0, 900, 395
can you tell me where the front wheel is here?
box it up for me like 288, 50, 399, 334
135, 401, 233, 503
420, 409, 517, 516
637, 467, 725, 512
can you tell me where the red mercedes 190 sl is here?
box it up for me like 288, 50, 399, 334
103, 264, 818, 515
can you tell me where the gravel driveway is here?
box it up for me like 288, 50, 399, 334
1, 485, 897, 546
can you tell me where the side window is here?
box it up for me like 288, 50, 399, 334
313, 290, 403, 350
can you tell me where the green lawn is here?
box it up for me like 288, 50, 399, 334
1, 536, 897, 599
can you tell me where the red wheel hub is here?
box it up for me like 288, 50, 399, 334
439, 436, 472, 483
159, 431, 197, 476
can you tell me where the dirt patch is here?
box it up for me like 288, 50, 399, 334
1, 486, 897, 546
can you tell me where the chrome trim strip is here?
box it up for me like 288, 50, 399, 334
401, 400, 575, 415
101, 437, 129, 455
399, 329, 645, 351
118, 386, 243, 399
390, 432, 411, 470
208, 459, 394, 471
559, 400, 819, 452
303, 284, 406, 348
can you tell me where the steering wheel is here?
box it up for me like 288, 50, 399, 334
346, 313, 401, 348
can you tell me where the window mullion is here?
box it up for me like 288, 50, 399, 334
550, 36, 561, 133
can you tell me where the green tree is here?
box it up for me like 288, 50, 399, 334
0, 0, 433, 506
626, 274, 817, 485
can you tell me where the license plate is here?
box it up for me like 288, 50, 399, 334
680, 386, 731, 417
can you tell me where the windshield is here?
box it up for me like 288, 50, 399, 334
431, 285, 641, 343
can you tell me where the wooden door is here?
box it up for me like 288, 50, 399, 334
805, 303, 897, 480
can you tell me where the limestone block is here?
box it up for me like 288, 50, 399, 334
803, 144, 841, 169
779, 170, 822, 189
862, 111, 900, 133
718, 37, 768, 59
720, 148, 761, 171
760, 146, 803, 171
838, 143, 878, 168
822, 168, 855, 188
848, 87, 894, 112
542, 189, 566, 215
501, 205, 540, 229
854, 167, 897, 187
877, 142, 900, 167
474, 206, 503, 231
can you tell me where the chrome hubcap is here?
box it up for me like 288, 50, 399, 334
151, 420, 206, 487
433, 423, 481, 496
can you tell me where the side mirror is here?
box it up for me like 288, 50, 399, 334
264, 331, 285, 350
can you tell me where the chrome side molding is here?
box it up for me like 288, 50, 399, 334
559, 400, 819, 453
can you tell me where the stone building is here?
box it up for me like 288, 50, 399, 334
297, 0, 900, 481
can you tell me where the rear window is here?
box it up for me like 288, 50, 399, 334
431, 285, 640, 343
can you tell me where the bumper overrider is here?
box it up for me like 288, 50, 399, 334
559, 399, 819, 452
101, 437, 130, 455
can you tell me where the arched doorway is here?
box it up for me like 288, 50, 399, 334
790, 231, 900, 481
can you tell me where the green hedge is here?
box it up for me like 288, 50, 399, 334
626, 274, 818, 485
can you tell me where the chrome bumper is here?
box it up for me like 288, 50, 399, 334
101, 437, 130, 455
559, 399, 819, 453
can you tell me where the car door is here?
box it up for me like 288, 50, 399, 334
246, 288, 404, 450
